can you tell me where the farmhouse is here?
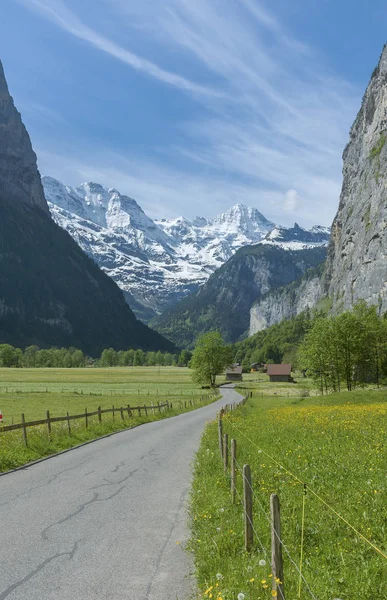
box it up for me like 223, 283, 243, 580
267, 364, 293, 383
225, 364, 243, 381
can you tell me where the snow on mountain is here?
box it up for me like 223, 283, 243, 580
43, 176, 330, 321
261, 222, 330, 250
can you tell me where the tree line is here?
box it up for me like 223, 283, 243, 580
0, 344, 192, 368
299, 302, 387, 393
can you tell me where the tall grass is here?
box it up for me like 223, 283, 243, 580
189, 390, 387, 599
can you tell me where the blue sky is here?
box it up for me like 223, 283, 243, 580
1, 1, 386, 226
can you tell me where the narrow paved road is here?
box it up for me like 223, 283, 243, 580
0, 386, 243, 600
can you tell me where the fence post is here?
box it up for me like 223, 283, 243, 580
66, 411, 71, 435
98, 406, 102, 423
138, 407, 141, 416
21, 413, 28, 447
243, 464, 253, 552
231, 439, 237, 504
120, 407, 124, 420
218, 417, 223, 458
158, 402, 161, 413
112, 405, 115, 421
85, 408, 88, 428
144, 405, 148, 416
223, 433, 229, 473
46, 410, 52, 436
270, 494, 285, 599
127, 405, 132, 417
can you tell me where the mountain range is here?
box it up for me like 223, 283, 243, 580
44, 176, 330, 322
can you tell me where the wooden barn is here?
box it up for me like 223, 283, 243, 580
225, 364, 243, 381
267, 364, 293, 383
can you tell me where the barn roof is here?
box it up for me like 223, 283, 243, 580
267, 364, 292, 376
226, 365, 243, 375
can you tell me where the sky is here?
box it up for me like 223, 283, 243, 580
0, 1, 386, 227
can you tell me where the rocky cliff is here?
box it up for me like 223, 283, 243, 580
249, 45, 387, 334
0, 61, 48, 214
249, 263, 324, 335
0, 60, 173, 354
323, 45, 387, 312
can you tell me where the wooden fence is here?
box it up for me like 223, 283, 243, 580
0, 394, 214, 447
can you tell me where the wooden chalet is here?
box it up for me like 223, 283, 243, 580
267, 364, 293, 383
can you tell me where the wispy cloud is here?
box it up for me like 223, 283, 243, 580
16, 0, 222, 98
17, 0, 362, 226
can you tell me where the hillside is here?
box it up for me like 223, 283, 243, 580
152, 244, 327, 348
0, 60, 173, 355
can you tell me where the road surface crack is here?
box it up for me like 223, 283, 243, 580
0, 540, 80, 599
41, 486, 126, 540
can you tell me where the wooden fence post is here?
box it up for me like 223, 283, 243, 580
21, 413, 28, 447
158, 402, 161, 413
127, 405, 132, 417
85, 407, 88, 428
67, 411, 71, 435
112, 405, 115, 421
231, 439, 237, 504
120, 407, 124, 420
98, 406, 102, 423
223, 433, 229, 473
243, 464, 253, 552
46, 410, 52, 436
138, 407, 141, 416
270, 494, 285, 599
218, 417, 223, 458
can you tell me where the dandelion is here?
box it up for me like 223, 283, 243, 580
259, 559, 266, 567
216, 527, 221, 532
238, 594, 245, 600
271, 591, 277, 597
219, 508, 225, 513
216, 573, 223, 580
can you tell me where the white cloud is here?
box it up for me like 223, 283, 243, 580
283, 189, 299, 212
17, 0, 362, 226
16, 0, 222, 98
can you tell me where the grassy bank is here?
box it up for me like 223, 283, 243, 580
0, 367, 218, 472
189, 388, 387, 599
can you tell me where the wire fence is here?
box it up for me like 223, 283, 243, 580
214, 394, 387, 599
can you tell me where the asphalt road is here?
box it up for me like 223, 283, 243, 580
0, 386, 243, 600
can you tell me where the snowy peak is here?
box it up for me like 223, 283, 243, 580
262, 222, 331, 249
212, 203, 273, 230
43, 176, 167, 242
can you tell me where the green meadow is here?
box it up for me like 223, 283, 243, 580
0, 367, 217, 472
189, 384, 387, 600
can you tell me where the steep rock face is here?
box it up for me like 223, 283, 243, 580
0, 61, 48, 214
324, 46, 387, 312
0, 60, 173, 354
45, 177, 330, 321
249, 263, 325, 334
152, 245, 327, 348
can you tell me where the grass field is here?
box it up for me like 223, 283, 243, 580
0, 367, 203, 421
189, 386, 387, 600
0, 367, 217, 472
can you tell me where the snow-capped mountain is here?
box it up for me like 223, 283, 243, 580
261, 223, 331, 250
43, 176, 330, 321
